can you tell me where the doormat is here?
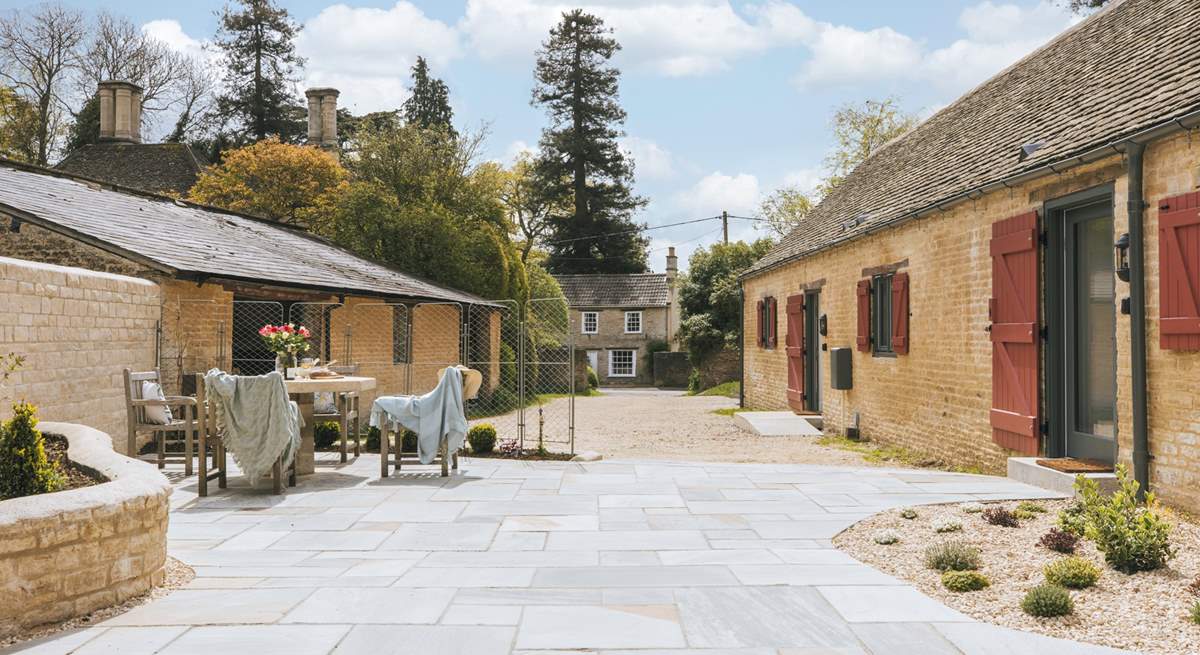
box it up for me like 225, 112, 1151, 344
1035, 458, 1114, 474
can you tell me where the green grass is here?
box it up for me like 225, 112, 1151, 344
710, 407, 751, 417
815, 434, 992, 475
692, 381, 740, 398
534, 388, 602, 403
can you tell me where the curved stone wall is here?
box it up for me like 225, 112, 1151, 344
0, 422, 171, 639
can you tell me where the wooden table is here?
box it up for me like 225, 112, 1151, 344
285, 376, 377, 475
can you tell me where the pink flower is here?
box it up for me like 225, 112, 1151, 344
298, 327, 310, 338
283, 325, 294, 334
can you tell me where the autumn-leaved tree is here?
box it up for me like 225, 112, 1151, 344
188, 138, 347, 223
0, 86, 39, 162
759, 97, 916, 238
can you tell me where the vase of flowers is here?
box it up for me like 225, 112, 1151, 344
258, 324, 311, 378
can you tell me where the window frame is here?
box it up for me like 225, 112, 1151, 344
871, 273, 895, 356
757, 297, 777, 349
581, 311, 599, 335
608, 349, 637, 377
623, 310, 643, 334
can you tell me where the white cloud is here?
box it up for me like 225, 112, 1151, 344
504, 140, 539, 164
677, 171, 761, 217
781, 168, 821, 193
297, 2, 461, 113
621, 136, 676, 180
142, 19, 209, 63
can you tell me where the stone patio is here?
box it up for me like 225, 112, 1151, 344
5, 454, 1135, 655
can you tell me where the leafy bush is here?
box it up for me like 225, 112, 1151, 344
401, 429, 418, 452
899, 507, 918, 520
468, 424, 498, 454
1076, 465, 1176, 573
1013, 508, 1039, 521
873, 530, 899, 545
1017, 500, 1048, 514
982, 507, 1020, 527
1039, 528, 1080, 554
1043, 556, 1100, 589
942, 570, 990, 592
314, 421, 340, 449
924, 541, 981, 572
959, 502, 985, 514
934, 519, 963, 533
0, 402, 64, 499
1057, 500, 1089, 536
1021, 584, 1073, 617
687, 369, 702, 394
586, 366, 599, 390
365, 426, 381, 451
1190, 601, 1200, 625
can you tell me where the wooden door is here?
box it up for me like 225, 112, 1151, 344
786, 294, 805, 412
990, 211, 1040, 455
1159, 192, 1200, 350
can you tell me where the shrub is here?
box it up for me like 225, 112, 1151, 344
899, 507, 918, 520
1039, 528, 1080, 554
873, 530, 900, 545
934, 519, 963, 534
1017, 500, 1048, 514
982, 507, 1020, 527
586, 366, 599, 390
0, 402, 64, 499
942, 570, 990, 592
468, 424, 498, 454
1013, 508, 1039, 521
687, 369, 702, 394
1057, 499, 1089, 536
924, 541, 981, 572
314, 421, 340, 449
1077, 465, 1176, 573
959, 502, 985, 514
1021, 584, 1073, 617
1044, 556, 1100, 589
401, 429, 418, 452
365, 426, 381, 451
1190, 601, 1200, 625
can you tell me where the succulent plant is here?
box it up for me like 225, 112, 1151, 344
934, 519, 963, 534
899, 507, 919, 520
873, 530, 900, 545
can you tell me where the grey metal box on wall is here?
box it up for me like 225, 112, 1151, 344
830, 347, 852, 390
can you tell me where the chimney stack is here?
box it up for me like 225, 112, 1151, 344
97, 81, 143, 144
666, 246, 678, 285
305, 87, 340, 157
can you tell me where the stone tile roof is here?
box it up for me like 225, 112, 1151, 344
56, 142, 209, 197
746, 0, 1200, 277
554, 273, 670, 308
0, 160, 489, 305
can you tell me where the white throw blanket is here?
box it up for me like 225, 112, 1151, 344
204, 369, 302, 487
370, 366, 467, 465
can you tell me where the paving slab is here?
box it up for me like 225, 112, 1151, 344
516, 605, 687, 650
282, 587, 455, 624
158, 625, 350, 655
733, 411, 822, 436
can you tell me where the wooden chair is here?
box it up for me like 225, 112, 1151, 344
194, 372, 297, 497
313, 391, 361, 463
124, 369, 198, 476
380, 424, 459, 478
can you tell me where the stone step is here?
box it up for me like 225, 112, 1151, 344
1006, 457, 1119, 496
733, 411, 823, 437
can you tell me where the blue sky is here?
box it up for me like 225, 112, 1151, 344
6, 0, 1081, 270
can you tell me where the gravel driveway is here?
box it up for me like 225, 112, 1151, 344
515, 388, 873, 466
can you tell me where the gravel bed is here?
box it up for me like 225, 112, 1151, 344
835, 498, 1200, 655
0, 557, 194, 650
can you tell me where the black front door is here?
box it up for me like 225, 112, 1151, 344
1060, 200, 1118, 462
804, 290, 821, 413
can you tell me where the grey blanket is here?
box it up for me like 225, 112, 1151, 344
204, 369, 301, 486
369, 367, 467, 464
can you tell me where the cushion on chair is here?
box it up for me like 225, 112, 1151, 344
141, 381, 174, 424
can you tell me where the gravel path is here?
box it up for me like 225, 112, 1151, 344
488, 388, 873, 466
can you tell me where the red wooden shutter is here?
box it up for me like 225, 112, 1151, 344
891, 271, 910, 354
1158, 192, 1200, 350
768, 297, 778, 348
856, 279, 871, 352
756, 300, 765, 347
786, 295, 805, 411
989, 210, 1040, 455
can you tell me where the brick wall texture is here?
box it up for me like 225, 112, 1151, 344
0, 257, 160, 446
743, 131, 1200, 510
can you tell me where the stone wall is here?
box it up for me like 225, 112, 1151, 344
0, 422, 171, 640
0, 257, 160, 449
572, 307, 669, 385
743, 130, 1200, 506
696, 348, 740, 391
0, 221, 146, 277
653, 351, 691, 388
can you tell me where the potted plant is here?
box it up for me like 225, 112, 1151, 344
258, 324, 311, 378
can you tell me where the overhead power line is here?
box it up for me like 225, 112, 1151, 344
544, 214, 721, 245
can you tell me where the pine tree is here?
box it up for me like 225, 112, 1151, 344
213, 0, 305, 144
530, 10, 648, 274
402, 57, 455, 136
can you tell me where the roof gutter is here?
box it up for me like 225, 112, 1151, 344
743, 105, 1200, 280
1125, 141, 1151, 497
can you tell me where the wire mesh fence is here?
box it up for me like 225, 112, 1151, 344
161, 298, 227, 396
288, 302, 343, 365
408, 302, 464, 396
230, 301, 284, 376
346, 302, 410, 400
464, 300, 522, 443
523, 297, 575, 451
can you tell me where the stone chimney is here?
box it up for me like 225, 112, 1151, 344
97, 81, 143, 144
305, 88, 340, 156
666, 246, 678, 286
666, 247, 680, 350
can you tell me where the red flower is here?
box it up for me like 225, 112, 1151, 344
283, 324, 294, 334
298, 327, 311, 338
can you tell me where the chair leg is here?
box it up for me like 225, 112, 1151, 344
380, 427, 390, 478
352, 400, 361, 458
452, 451, 459, 471
339, 398, 349, 464
157, 432, 165, 469
197, 427, 208, 497
183, 407, 194, 477
272, 459, 283, 494
440, 440, 449, 477
288, 459, 297, 487
218, 442, 228, 489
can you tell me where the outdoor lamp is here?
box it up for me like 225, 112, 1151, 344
1114, 232, 1131, 282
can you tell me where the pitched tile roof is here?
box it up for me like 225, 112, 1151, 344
554, 273, 670, 308
746, 0, 1200, 277
0, 160, 490, 305
56, 142, 209, 196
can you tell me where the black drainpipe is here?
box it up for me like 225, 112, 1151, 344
1126, 141, 1150, 495
738, 281, 746, 409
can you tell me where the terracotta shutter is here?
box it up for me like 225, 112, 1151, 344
891, 271, 910, 354
768, 297, 778, 348
856, 279, 871, 352
786, 294, 806, 411
756, 300, 765, 347
1158, 192, 1200, 350
989, 210, 1040, 455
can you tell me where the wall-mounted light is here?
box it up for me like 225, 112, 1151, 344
1114, 232, 1131, 282
818, 314, 828, 337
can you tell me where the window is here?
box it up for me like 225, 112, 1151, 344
609, 349, 636, 377
757, 297, 777, 348
582, 311, 598, 334
871, 273, 894, 355
392, 304, 410, 363
624, 311, 642, 334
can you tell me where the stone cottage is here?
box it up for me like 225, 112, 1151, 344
554, 248, 680, 385
741, 0, 1200, 509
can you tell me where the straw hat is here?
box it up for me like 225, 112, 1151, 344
441, 365, 483, 399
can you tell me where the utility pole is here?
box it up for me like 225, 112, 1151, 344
722, 210, 729, 244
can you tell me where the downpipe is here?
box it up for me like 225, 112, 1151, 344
1126, 141, 1151, 496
